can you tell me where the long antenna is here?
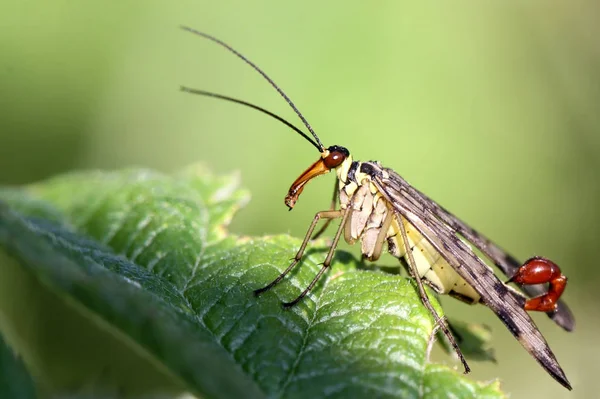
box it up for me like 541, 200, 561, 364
181, 26, 324, 152
180, 86, 322, 151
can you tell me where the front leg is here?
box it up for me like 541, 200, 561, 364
261, 184, 363, 307
254, 209, 344, 297
283, 208, 350, 307
310, 178, 340, 240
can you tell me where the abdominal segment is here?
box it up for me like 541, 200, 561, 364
387, 217, 481, 304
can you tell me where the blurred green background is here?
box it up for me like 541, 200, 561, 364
1, 0, 598, 397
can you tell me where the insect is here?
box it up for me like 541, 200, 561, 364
181, 26, 574, 390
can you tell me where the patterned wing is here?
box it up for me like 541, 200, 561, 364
397, 173, 574, 331
371, 166, 571, 390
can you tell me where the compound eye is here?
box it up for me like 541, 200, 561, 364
323, 149, 347, 169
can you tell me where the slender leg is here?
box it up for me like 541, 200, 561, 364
310, 179, 339, 240
426, 320, 442, 364
506, 256, 567, 313
254, 209, 344, 296
366, 209, 394, 262
283, 208, 351, 307
396, 212, 470, 374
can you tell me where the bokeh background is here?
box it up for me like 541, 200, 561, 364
1, 1, 598, 397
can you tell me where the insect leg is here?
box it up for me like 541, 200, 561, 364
254, 209, 344, 297
426, 320, 443, 365
282, 208, 351, 308
396, 212, 470, 374
365, 208, 394, 262
310, 178, 339, 240
506, 256, 567, 313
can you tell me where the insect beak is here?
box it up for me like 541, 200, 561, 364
285, 156, 331, 209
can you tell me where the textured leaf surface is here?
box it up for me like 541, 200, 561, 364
0, 166, 505, 398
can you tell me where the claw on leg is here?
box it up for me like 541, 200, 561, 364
507, 256, 567, 313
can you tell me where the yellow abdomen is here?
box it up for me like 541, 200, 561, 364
388, 217, 481, 304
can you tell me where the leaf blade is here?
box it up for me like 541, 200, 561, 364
0, 166, 506, 398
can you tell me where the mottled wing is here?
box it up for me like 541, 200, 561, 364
371, 166, 571, 390
398, 174, 574, 331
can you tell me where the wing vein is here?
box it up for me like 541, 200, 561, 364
370, 166, 570, 389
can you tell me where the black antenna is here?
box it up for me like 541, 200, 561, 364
181, 26, 324, 152
180, 86, 322, 151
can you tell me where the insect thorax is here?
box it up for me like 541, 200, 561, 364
336, 159, 481, 305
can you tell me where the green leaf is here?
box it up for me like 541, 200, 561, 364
0, 333, 36, 399
0, 165, 505, 398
